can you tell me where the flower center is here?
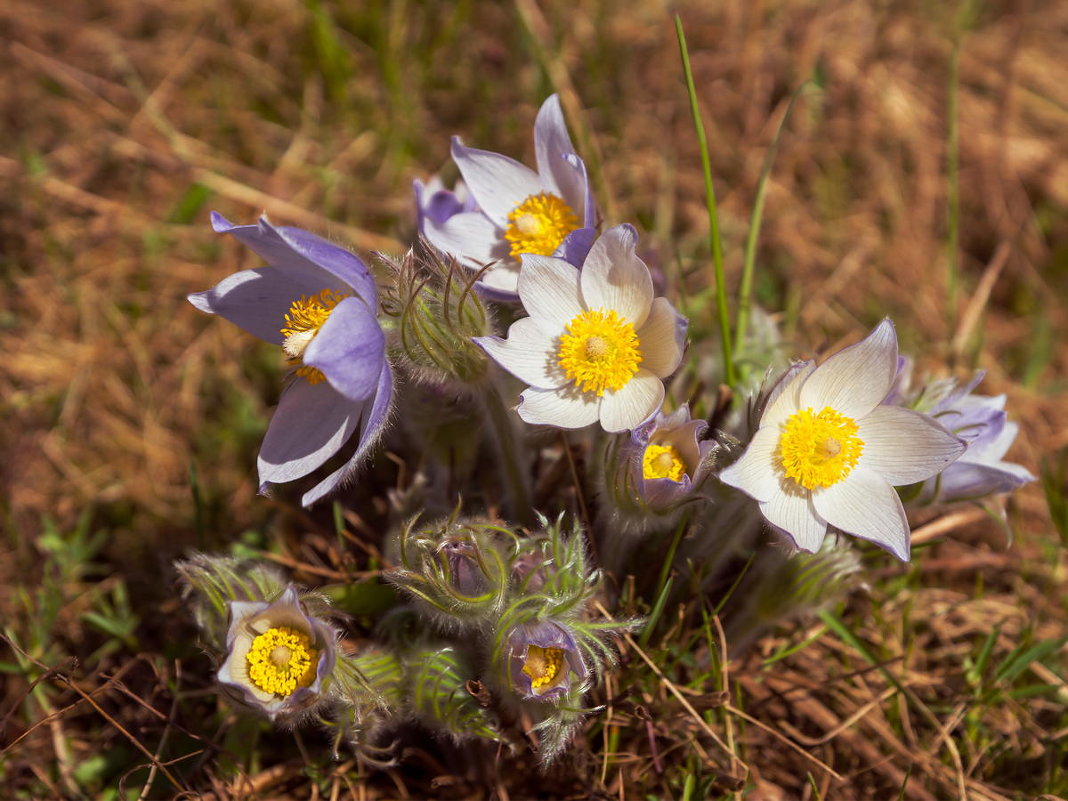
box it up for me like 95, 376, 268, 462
522, 645, 565, 694
556, 309, 641, 396
643, 444, 687, 481
778, 406, 864, 490
503, 192, 579, 258
279, 289, 350, 384
245, 625, 318, 697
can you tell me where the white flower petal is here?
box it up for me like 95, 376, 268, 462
580, 225, 653, 327
761, 361, 815, 428
799, 319, 898, 418
599, 369, 664, 432
476, 261, 522, 299
719, 425, 782, 503
857, 405, 966, 485
637, 297, 687, 378
451, 138, 543, 226
517, 254, 584, 335
812, 467, 910, 560
533, 95, 585, 208
423, 210, 508, 268
760, 485, 827, 553
475, 317, 563, 389
518, 387, 600, 429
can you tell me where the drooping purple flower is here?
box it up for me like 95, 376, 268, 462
919, 374, 1035, 502
189, 213, 393, 507
506, 620, 588, 701
420, 94, 598, 299
628, 405, 715, 511
217, 586, 338, 722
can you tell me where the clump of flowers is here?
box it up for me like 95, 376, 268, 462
182, 83, 1035, 780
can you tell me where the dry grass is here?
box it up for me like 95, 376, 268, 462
1, 0, 1066, 798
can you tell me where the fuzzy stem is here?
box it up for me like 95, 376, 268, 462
479, 380, 535, 528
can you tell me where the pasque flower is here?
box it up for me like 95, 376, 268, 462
475, 225, 686, 433
506, 620, 588, 701
421, 94, 597, 298
918, 374, 1034, 503
720, 320, 965, 560
630, 405, 715, 510
217, 586, 338, 722
189, 213, 393, 507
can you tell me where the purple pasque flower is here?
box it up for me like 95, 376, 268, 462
506, 620, 588, 701
630, 405, 715, 510
217, 586, 338, 722
720, 320, 966, 561
421, 94, 597, 299
919, 374, 1034, 502
475, 225, 687, 433
413, 175, 477, 229
189, 213, 393, 507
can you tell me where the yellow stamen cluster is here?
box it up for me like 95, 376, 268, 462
556, 309, 641, 396
522, 645, 565, 693
245, 625, 318, 697
643, 443, 687, 482
279, 288, 350, 385
504, 192, 579, 258
779, 406, 864, 490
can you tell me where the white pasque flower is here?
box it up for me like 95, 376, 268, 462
720, 320, 966, 560
475, 225, 686, 433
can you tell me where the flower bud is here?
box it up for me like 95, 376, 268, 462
385, 515, 514, 628
379, 245, 491, 386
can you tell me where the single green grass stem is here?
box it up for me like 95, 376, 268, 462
735, 85, 806, 359
675, 15, 735, 388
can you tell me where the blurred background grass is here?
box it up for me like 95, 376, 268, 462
1, 0, 1066, 798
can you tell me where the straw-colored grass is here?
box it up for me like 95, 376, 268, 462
2, 0, 1065, 798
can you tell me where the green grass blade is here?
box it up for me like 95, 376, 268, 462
735, 84, 807, 359
675, 15, 735, 388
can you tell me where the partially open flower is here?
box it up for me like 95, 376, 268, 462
628, 405, 715, 512
506, 620, 588, 701
421, 94, 597, 298
720, 320, 965, 560
217, 586, 338, 722
475, 225, 687, 432
189, 213, 393, 507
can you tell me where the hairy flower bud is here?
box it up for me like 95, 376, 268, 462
385, 515, 514, 628
380, 245, 492, 386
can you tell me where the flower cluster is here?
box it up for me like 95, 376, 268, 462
183, 92, 1033, 768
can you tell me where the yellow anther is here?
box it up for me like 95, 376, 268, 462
779, 406, 864, 490
504, 192, 579, 258
522, 645, 565, 693
279, 289, 350, 384
245, 625, 318, 697
556, 309, 641, 396
643, 443, 687, 481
